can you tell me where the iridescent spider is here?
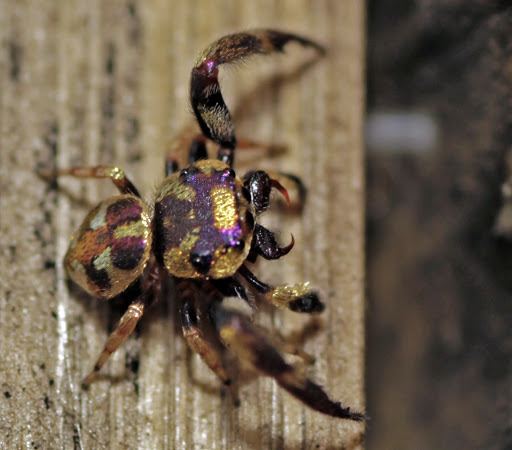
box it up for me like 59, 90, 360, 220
45, 29, 364, 421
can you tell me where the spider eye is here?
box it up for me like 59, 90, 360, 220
189, 251, 212, 274
179, 167, 199, 181
232, 240, 245, 251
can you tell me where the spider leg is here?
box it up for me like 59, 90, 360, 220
187, 135, 209, 164
212, 304, 364, 420
165, 158, 179, 177
167, 122, 287, 170
82, 293, 149, 386
40, 165, 140, 197
235, 137, 286, 156
210, 277, 248, 301
243, 170, 290, 214
247, 223, 294, 263
238, 265, 324, 314
271, 331, 316, 365
179, 296, 232, 386
164, 127, 208, 177
190, 29, 325, 166
248, 322, 315, 364
82, 262, 160, 386
177, 281, 238, 400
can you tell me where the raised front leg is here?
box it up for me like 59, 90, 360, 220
212, 304, 364, 420
190, 29, 325, 165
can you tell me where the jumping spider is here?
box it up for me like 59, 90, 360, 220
44, 29, 364, 421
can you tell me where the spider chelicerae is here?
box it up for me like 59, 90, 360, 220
43, 29, 364, 421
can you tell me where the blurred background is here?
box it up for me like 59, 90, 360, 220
366, 1, 512, 448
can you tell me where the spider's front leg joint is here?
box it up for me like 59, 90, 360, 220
189, 29, 325, 164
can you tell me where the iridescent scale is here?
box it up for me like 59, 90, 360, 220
154, 159, 253, 279
64, 195, 152, 298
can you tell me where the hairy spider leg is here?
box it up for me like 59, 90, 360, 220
178, 281, 242, 404
165, 158, 179, 177
238, 265, 324, 314
235, 137, 287, 156
190, 29, 325, 166
43, 165, 141, 197
82, 298, 146, 386
179, 285, 232, 386
246, 321, 316, 365
165, 122, 288, 174
212, 304, 364, 420
165, 133, 209, 177
82, 262, 160, 386
271, 333, 316, 365
83, 292, 148, 386
246, 223, 295, 263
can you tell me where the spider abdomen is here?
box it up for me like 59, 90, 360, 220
64, 195, 153, 299
153, 159, 253, 279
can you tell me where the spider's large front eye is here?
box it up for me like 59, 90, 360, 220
179, 167, 199, 181
189, 251, 212, 274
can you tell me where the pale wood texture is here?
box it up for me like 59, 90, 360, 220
0, 1, 365, 448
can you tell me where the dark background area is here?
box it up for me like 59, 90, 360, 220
366, 1, 512, 448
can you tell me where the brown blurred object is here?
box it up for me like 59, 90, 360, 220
367, 1, 512, 449
0, 1, 365, 449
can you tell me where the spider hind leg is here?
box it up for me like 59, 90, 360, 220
212, 304, 364, 420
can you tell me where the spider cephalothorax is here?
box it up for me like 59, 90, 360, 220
153, 159, 253, 279
44, 29, 364, 421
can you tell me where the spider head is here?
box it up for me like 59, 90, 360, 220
154, 159, 254, 279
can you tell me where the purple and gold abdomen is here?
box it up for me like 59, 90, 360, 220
154, 159, 253, 279
64, 195, 152, 299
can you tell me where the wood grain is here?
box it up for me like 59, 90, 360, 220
0, 1, 365, 448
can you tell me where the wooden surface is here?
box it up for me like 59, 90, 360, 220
0, 1, 365, 448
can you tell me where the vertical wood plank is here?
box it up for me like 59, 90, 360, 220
0, 1, 365, 448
